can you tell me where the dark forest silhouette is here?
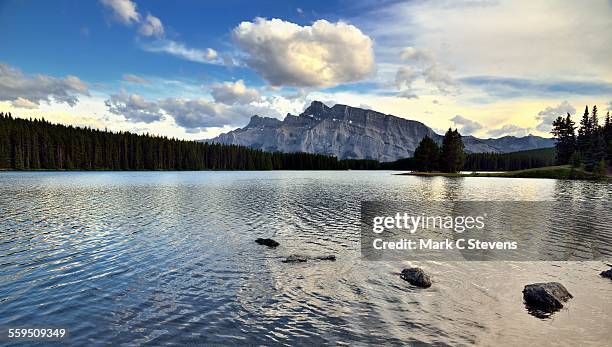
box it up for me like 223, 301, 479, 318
0, 112, 379, 171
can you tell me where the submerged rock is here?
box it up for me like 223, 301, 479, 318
282, 255, 308, 263
400, 268, 432, 288
315, 255, 336, 261
601, 268, 612, 280
523, 282, 572, 314
255, 238, 279, 248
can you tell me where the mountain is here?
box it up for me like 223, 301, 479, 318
210, 101, 555, 162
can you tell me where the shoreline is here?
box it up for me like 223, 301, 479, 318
397, 165, 612, 181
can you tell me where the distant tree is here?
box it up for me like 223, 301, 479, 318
576, 105, 602, 171
439, 128, 465, 173
577, 105, 592, 163
464, 148, 555, 171
604, 111, 612, 164
594, 159, 607, 179
551, 113, 576, 165
413, 135, 440, 171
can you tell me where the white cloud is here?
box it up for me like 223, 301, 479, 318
232, 18, 374, 87
161, 98, 229, 131
450, 114, 483, 135
0, 63, 89, 107
395, 46, 457, 96
423, 63, 456, 94
122, 74, 149, 84
138, 14, 164, 38
11, 97, 38, 109
361, 0, 612, 80
100, 0, 165, 38
210, 80, 260, 105
535, 100, 575, 132
161, 98, 264, 131
395, 66, 419, 90
400, 47, 434, 65
142, 40, 220, 64
105, 91, 163, 123
103, 89, 275, 131
487, 124, 531, 138
99, 0, 140, 25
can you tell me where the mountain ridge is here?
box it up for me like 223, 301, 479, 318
210, 101, 555, 162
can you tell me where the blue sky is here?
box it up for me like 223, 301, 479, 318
1, 0, 611, 139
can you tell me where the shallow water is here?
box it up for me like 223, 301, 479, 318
0, 171, 611, 346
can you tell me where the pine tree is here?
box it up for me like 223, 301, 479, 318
551, 113, 576, 165
605, 111, 611, 163
439, 128, 465, 173
413, 135, 440, 171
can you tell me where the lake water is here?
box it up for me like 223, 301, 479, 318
1, 171, 611, 346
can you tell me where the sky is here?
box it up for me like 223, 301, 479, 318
1, 0, 611, 140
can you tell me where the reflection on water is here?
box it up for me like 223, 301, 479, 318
0, 171, 611, 345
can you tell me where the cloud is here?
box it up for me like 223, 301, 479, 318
282, 88, 309, 100
160, 98, 263, 131
396, 90, 418, 99
138, 14, 164, 38
104, 90, 271, 131
450, 114, 483, 135
487, 124, 531, 138
122, 74, 149, 84
608, 100, 612, 111
161, 98, 229, 131
11, 97, 39, 109
400, 47, 434, 65
395, 66, 418, 88
99, 0, 140, 25
105, 91, 163, 123
232, 18, 374, 87
100, 0, 164, 38
210, 80, 260, 105
142, 40, 220, 64
364, 1, 612, 81
423, 63, 456, 93
461, 76, 612, 98
397, 46, 456, 95
535, 100, 575, 132
0, 63, 89, 107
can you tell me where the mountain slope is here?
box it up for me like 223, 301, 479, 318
210, 101, 555, 161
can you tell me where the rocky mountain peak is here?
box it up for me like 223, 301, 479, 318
246, 115, 282, 128
210, 102, 555, 161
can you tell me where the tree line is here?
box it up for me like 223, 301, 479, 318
463, 148, 555, 171
0, 112, 378, 171
551, 105, 611, 176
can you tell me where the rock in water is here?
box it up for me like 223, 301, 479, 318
315, 255, 336, 261
400, 268, 432, 288
255, 238, 279, 248
601, 268, 612, 279
522, 282, 572, 313
282, 255, 308, 263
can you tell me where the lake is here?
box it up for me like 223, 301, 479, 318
1, 171, 611, 346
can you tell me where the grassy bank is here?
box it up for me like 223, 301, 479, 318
399, 165, 612, 180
